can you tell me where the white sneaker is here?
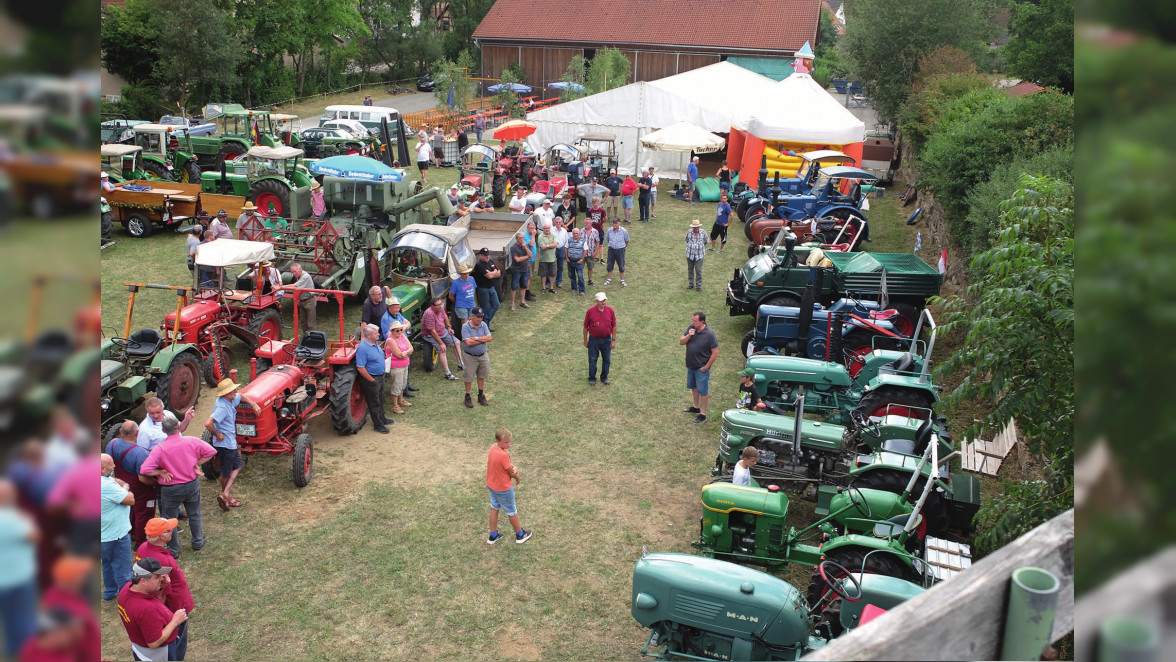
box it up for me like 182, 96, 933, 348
621, 280, 627, 287
604, 278, 612, 285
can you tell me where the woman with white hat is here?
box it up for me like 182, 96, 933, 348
383, 321, 414, 414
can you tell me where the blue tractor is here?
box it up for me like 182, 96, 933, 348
742, 165, 878, 233
741, 295, 909, 364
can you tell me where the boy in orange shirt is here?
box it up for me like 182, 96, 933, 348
486, 428, 532, 544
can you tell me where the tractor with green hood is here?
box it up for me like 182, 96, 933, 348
131, 123, 204, 183
200, 145, 314, 218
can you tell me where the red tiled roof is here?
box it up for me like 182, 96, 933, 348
474, 0, 819, 53
1005, 81, 1045, 98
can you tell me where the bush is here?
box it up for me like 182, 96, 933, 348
897, 74, 992, 150
811, 64, 833, 89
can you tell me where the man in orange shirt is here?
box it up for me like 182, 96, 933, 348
486, 428, 532, 545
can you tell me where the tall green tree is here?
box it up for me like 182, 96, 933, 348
559, 55, 590, 102
585, 47, 631, 94
287, 0, 368, 95
840, 0, 997, 122
494, 69, 525, 119
100, 0, 159, 86
1003, 0, 1074, 92
443, 0, 495, 62
149, 0, 243, 115
933, 175, 1074, 553
815, 4, 839, 59
433, 50, 477, 113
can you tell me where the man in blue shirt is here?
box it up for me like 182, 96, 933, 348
710, 191, 733, 252
100, 453, 134, 601
603, 169, 623, 222
449, 264, 477, 322
354, 324, 392, 433
686, 156, 700, 203
604, 218, 630, 287
204, 379, 262, 510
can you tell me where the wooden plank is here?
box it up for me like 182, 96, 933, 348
1073, 548, 1176, 661
802, 509, 1074, 661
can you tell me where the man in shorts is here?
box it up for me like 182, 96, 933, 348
679, 311, 719, 424
203, 378, 262, 511
508, 232, 532, 311
710, 191, 733, 252
421, 297, 462, 380
604, 218, 629, 287
485, 427, 532, 545
461, 307, 492, 408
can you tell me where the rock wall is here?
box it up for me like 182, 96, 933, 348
895, 139, 970, 299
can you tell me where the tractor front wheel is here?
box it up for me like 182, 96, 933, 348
125, 212, 153, 238
421, 341, 438, 372
202, 347, 229, 387
200, 431, 221, 481
736, 197, 754, 223
491, 174, 507, 208
141, 160, 172, 181
157, 353, 201, 414
328, 366, 366, 434
741, 330, 757, 358
292, 433, 313, 487
178, 160, 202, 184
743, 205, 769, 239
249, 179, 291, 218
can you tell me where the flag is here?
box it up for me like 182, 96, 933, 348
447, 85, 455, 109
880, 267, 889, 308
938, 248, 947, 275
251, 121, 261, 145
914, 230, 921, 253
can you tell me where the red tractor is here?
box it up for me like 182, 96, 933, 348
162, 239, 285, 386
203, 288, 364, 487
458, 143, 540, 207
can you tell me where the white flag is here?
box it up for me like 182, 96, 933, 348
914, 230, 922, 253
938, 248, 947, 275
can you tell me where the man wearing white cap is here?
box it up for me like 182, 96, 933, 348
583, 292, 616, 385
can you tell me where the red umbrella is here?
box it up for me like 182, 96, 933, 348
493, 120, 537, 142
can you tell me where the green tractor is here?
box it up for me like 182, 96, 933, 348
183, 103, 285, 169
201, 145, 314, 217
131, 123, 203, 183
100, 144, 163, 183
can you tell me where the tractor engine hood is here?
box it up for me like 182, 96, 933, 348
239, 363, 307, 410
164, 301, 224, 332
100, 359, 128, 391
745, 354, 853, 388
631, 553, 811, 647
720, 408, 846, 450
741, 253, 775, 285
701, 482, 789, 520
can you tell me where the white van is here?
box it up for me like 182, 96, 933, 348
320, 105, 405, 135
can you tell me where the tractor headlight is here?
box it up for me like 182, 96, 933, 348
235, 423, 256, 437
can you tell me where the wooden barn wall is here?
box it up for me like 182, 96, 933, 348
677, 53, 721, 74
634, 51, 677, 82
542, 48, 581, 88
481, 45, 519, 79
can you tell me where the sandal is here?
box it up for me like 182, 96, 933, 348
227, 498, 243, 508
391, 406, 405, 415
216, 494, 230, 512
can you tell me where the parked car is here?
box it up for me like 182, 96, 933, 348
158, 115, 217, 137
417, 74, 435, 92
319, 118, 375, 139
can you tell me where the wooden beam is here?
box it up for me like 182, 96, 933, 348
802, 509, 1074, 661
1073, 548, 1176, 661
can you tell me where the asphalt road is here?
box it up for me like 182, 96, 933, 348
375, 91, 438, 114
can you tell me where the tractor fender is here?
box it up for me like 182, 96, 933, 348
149, 344, 201, 373
57, 348, 101, 387
863, 378, 939, 403
819, 535, 912, 569
815, 204, 863, 219
348, 253, 366, 297
830, 488, 911, 530
254, 175, 293, 190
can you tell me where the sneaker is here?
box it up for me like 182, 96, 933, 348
445, 372, 458, 381
682, 406, 701, 413
515, 529, 533, 544
717, 247, 723, 253
588, 280, 595, 285
488, 531, 503, 545
604, 278, 612, 285
621, 280, 627, 287
687, 285, 694, 290
464, 394, 474, 408
588, 379, 597, 386
708, 247, 715, 252
692, 414, 707, 424
374, 426, 390, 434
478, 393, 489, 406
510, 304, 516, 311
520, 301, 530, 309
601, 377, 611, 385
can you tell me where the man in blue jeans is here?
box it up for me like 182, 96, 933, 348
583, 292, 617, 385
687, 156, 700, 203
100, 453, 135, 600
0, 480, 38, 656
679, 311, 719, 424
472, 247, 502, 327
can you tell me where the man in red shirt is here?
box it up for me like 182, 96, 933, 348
583, 292, 617, 386
136, 517, 194, 660
486, 428, 531, 545
116, 557, 187, 661
42, 556, 100, 662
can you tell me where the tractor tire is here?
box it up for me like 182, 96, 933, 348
853, 387, 936, 422
69, 360, 101, 433
141, 160, 172, 181
254, 357, 272, 376
841, 331, 878, 378
736, 197, 754, 222
178, 160, 202, 184
202, 347, 229, 387
421, 341, 438, 372
743, 206, 769, 239
491, 174, 507, 208
889, 302, 920, 338
125, 212, 153, 238
805, 547, 911, 632
742, 330, 757, 358
101, 212, 114, 243
851, 468, 950, 536
103, 423, 121, 453
328, 366, 367, 435
200, 430, 221, 481
291, 433, 313, 487
248, 179, 292, 218
156, 353, 201, 414
245, 308, 282, 347
216, 143, 246, 168
760, 294, 801, 309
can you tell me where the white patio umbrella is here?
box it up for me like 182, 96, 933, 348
639, 121, 727, 182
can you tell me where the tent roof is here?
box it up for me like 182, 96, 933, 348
247, 145, 303, 160
732, 73, 865, 144
101, 144, 141, 156
639, 121, 726, 153
194, 239, 275, 267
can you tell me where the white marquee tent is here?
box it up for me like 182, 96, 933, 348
524, 62, 777, 177
732, 72, 865, 144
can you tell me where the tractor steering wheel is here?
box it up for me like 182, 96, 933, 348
846, 486, 873, 519
818, 560, 863, 602
111, 337, 141, 351
851, 409, 882, 438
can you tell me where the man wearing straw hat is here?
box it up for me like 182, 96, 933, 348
685, 219, 707, 291
204, 378, 261, 511
235, 201, 263, 239
310, 179, 326, 220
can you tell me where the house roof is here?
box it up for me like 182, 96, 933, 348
1005, 81, 1046, 98
473, 0, 819, 53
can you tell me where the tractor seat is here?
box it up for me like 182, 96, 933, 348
868, 308, 898, 321
126, 328, 163, 358
531, 180, 551, 195
884, 352, 918, 374
881, 438, 917, 455
874, 513, 922, 539
28, 330, 72, 364
296, 331, 328, 362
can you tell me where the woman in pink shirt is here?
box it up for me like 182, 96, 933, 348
383, 321, 414, 414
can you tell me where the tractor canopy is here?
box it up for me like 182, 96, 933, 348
389, 223, 474, 280
194, 238, 275, 267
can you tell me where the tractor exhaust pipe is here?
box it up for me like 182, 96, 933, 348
758, 155, 768, 194
798, 273, 816, 340
792, 393, 805, 461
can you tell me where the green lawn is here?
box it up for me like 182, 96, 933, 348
100, 173, 973, 660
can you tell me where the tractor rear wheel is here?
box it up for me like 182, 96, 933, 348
422, 341, 438, 372
200, 430, 221, 481
216, 143, 246, 168
125, 212, 153, 238
743, 205, 769, 239
742, 330, 757, 358
851, 468, 949, 536
249, 179, 291, 218
141, 160, 172, 181
736, 197, 754, 222
806, 547, 911, 634
328, 366, 366, 434
157, 353, 201, 414
854, 387, 936, 422
889, 303, 920, 338
202, 347, 229, 387
291, 433, 313, 487
246, 309, 282, 347
178, 160, 202, 184
491, 174, 507, 207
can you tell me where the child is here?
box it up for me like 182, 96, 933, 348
737, 367, 763, 410
732, 446, 760, 486
710, 191, 732, 252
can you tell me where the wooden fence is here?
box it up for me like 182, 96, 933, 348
402, 95, 562, 135
960, 417, 1020, 477
802, 509, 1074, 661
1074, 547, 1175, 660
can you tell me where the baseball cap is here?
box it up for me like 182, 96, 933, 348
738, 368, 756, 378
217, 209, 228, 217
542, 199, 551, 205
52, 556, 94, 584
132, 557, 172, 578
478, 247, 490, 255
470, 306, 485, 317
145, 517, 179, 538
595, 292, 607, 301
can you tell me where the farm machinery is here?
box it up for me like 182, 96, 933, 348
735, 151, 857, 222
458, 143, 539, 207
739, 295, 909, 365
739, 163, 878, 252
131, 123, 204, 183
203, 287, 365, 487
101, 144, 163, 183
200, 145, 314, 218
0, 105, 96, 218
185, 103, 288, 168
574, 132, 618, 181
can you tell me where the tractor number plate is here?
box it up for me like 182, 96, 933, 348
235, 423, 257, 437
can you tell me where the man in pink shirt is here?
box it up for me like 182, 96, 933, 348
46, 437, 101, 556
141, 418, 216, 556
421, 296, 462, 381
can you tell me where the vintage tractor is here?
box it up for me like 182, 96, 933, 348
736, 151, 856, 222
170, 239, 286, 386
185, 103, 288, 168
574, 132, 618, 181
738, 312, 938, 427
100, 144, 161, 183
631, 551, 930, 660
742, 166, 877, 245
203, 288, 364, 487
740, 296, 909, 365
100, 284, 203, 435
458, 142, 537, 207
0, 105, 96, 218
746, 213, 868, 258
458, 144, 497, 198
200, 145, 313, 217
131, 123, 204, 183
100, 114, 149, 145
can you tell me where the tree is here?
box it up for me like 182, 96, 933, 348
840, 0, 997, 122
814, 4, 839, 59
149, 0, 243, 115
585, 47, 631, 95
932, 175, 1074, 553
1003, 0, 1074, 92
100, 0, 160, 86
433, 50, 477, 114
559, 55, 590, 102
443, 0, 495, 62
494, 69, 525, 119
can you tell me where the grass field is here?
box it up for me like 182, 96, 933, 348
99, 165, 984, 660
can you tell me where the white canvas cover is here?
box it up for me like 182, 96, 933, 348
525, 62, 776, 177
732, 73, 864, 144
194, 239, 275, 267
246, 145, 304, 161
100, 144, 142, 157
639, 122, 726, 154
